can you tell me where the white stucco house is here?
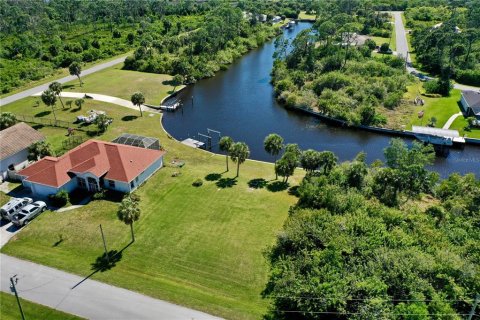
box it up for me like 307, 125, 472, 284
18, 139, 166, 197
0, 122, 45, 182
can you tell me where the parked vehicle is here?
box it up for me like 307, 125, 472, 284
0, 197, 33, 221
11, 201, 47, 226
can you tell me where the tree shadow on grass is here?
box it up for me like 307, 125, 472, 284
62, 84, 75, 89
205, 173, 222, 181
121, 115, 138, 121
266, 181, 289, 192
70, 107, 82, 113
216, 177, 237, 188
35, 111, 51, 117
91, 250, 123, 272
31, 124, 45, 130
248, 178, 268, 189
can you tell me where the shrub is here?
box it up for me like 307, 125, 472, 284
364, 39, 377, 50
112, 29, 122, 38
49, 190, 69, 207
93, 190, 106, 200
384, 92, 402, 109
455, 69, 480, 86
379, 43, 390, 53
192, 179, 203, 187
423, 79, 452, 96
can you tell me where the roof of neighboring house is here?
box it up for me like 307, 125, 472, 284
19, 139, 166, 188
0, 122, 45, 161
462, 90, 480, 114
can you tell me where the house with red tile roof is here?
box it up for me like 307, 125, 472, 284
18, 139, 166, 197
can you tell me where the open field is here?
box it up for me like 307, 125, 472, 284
1, 84, 303, 319
0, 292, 83, 320
298, 11, 316, 20
63, 64, 183, 105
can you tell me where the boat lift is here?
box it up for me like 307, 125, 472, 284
196, 128, 221, 150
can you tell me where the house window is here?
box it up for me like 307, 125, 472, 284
108, 180, 115, 188
77, 177, 87, 189
130, 181, 135, 188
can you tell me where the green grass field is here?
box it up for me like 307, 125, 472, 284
0, 292, 83, 320
63, 64, 183, 105
298, 11, 316, 20
1, 69, 303, 319
449, 116, 480, 139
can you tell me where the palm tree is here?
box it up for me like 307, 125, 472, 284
74, 98, 84, 110
117, 196, 141, 242
49, 82, 65, 109
219, 136, 233, 172
319, 151, 337, 174
131, 92, 145, 117
69, 61, 82, 87
230, 142, 250, 177
41, 89, 58, 122
264, 133, 284, 179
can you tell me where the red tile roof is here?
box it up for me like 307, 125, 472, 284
19, 140, 165, 187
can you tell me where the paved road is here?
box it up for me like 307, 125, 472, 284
0, 55, 129, 106
392, 11, 480, 91
1, 254, 222, 320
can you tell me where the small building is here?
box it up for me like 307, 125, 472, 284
112, 133, 161, 150
0, 122, 45, 182
412, 126, 465, 146
257, 14, 267, 22
460, 90, 480, 119
18, 139, 166, 197
272, 16, 282, 23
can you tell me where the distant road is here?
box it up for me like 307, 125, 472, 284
392, 11, 479, 91
0, 55, 128, 106
1, 254, 222, 320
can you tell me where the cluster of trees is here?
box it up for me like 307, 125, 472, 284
407, 1, 480, 87
123, 5, 277, 83
219, 136, 250, 177
264, 139, 479, 319
272, 2, 408, 127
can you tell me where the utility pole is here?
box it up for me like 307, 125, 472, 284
99, 224, 109, 263
10, 275, 25, 320
467, 294, 479, 320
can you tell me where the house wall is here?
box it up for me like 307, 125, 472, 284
129, 156, 163, 192
460, 95, 471, 115
0, 149, 29, 181
103, 179, 131, 193
23, 178, 77, 199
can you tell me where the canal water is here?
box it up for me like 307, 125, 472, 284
162, 22, 480, 177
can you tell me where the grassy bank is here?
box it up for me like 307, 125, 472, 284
0, 292, 83, 320
298, 11, 316, 20
1, 86, 303, 319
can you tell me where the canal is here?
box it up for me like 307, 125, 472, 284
162, 22, 480, 177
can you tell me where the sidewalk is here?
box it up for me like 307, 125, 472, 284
1, 254, 222, 320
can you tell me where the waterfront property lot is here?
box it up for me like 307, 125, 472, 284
298, 11, 316, 20
62, 64, 183, 105
0, 292, 83, 320
449, 116, 480, 139
1, 92, 303, 319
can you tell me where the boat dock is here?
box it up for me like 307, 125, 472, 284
181, 138, 205, 148
412, 126, 465, 146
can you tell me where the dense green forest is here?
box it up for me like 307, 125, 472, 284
0, 0, 311, 94
406, 1, 480, 86
271, 2, 407, 127
264, 139, 480, 319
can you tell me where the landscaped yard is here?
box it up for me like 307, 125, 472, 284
63, 64, 183, 105
1, 86, 303, 319
449, 116, 480, 139
0, 292, 83, 320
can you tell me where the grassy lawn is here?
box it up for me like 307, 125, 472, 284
0, 292, 83, 320
1, 90, 303, 319
0, 52, 132, 99
449, 117, 480, 139
298, 11, 316, 20
63, 64, 183, 105
382, 82, 463, 130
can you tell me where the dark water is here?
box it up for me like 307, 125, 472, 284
163, 22, 480, 177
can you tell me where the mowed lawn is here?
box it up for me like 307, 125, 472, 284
1, 94, 303, 318
450, 116, 480, 139
0, 292, 83, 320
63, 64, 183, 105
298, 11, 316, 20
